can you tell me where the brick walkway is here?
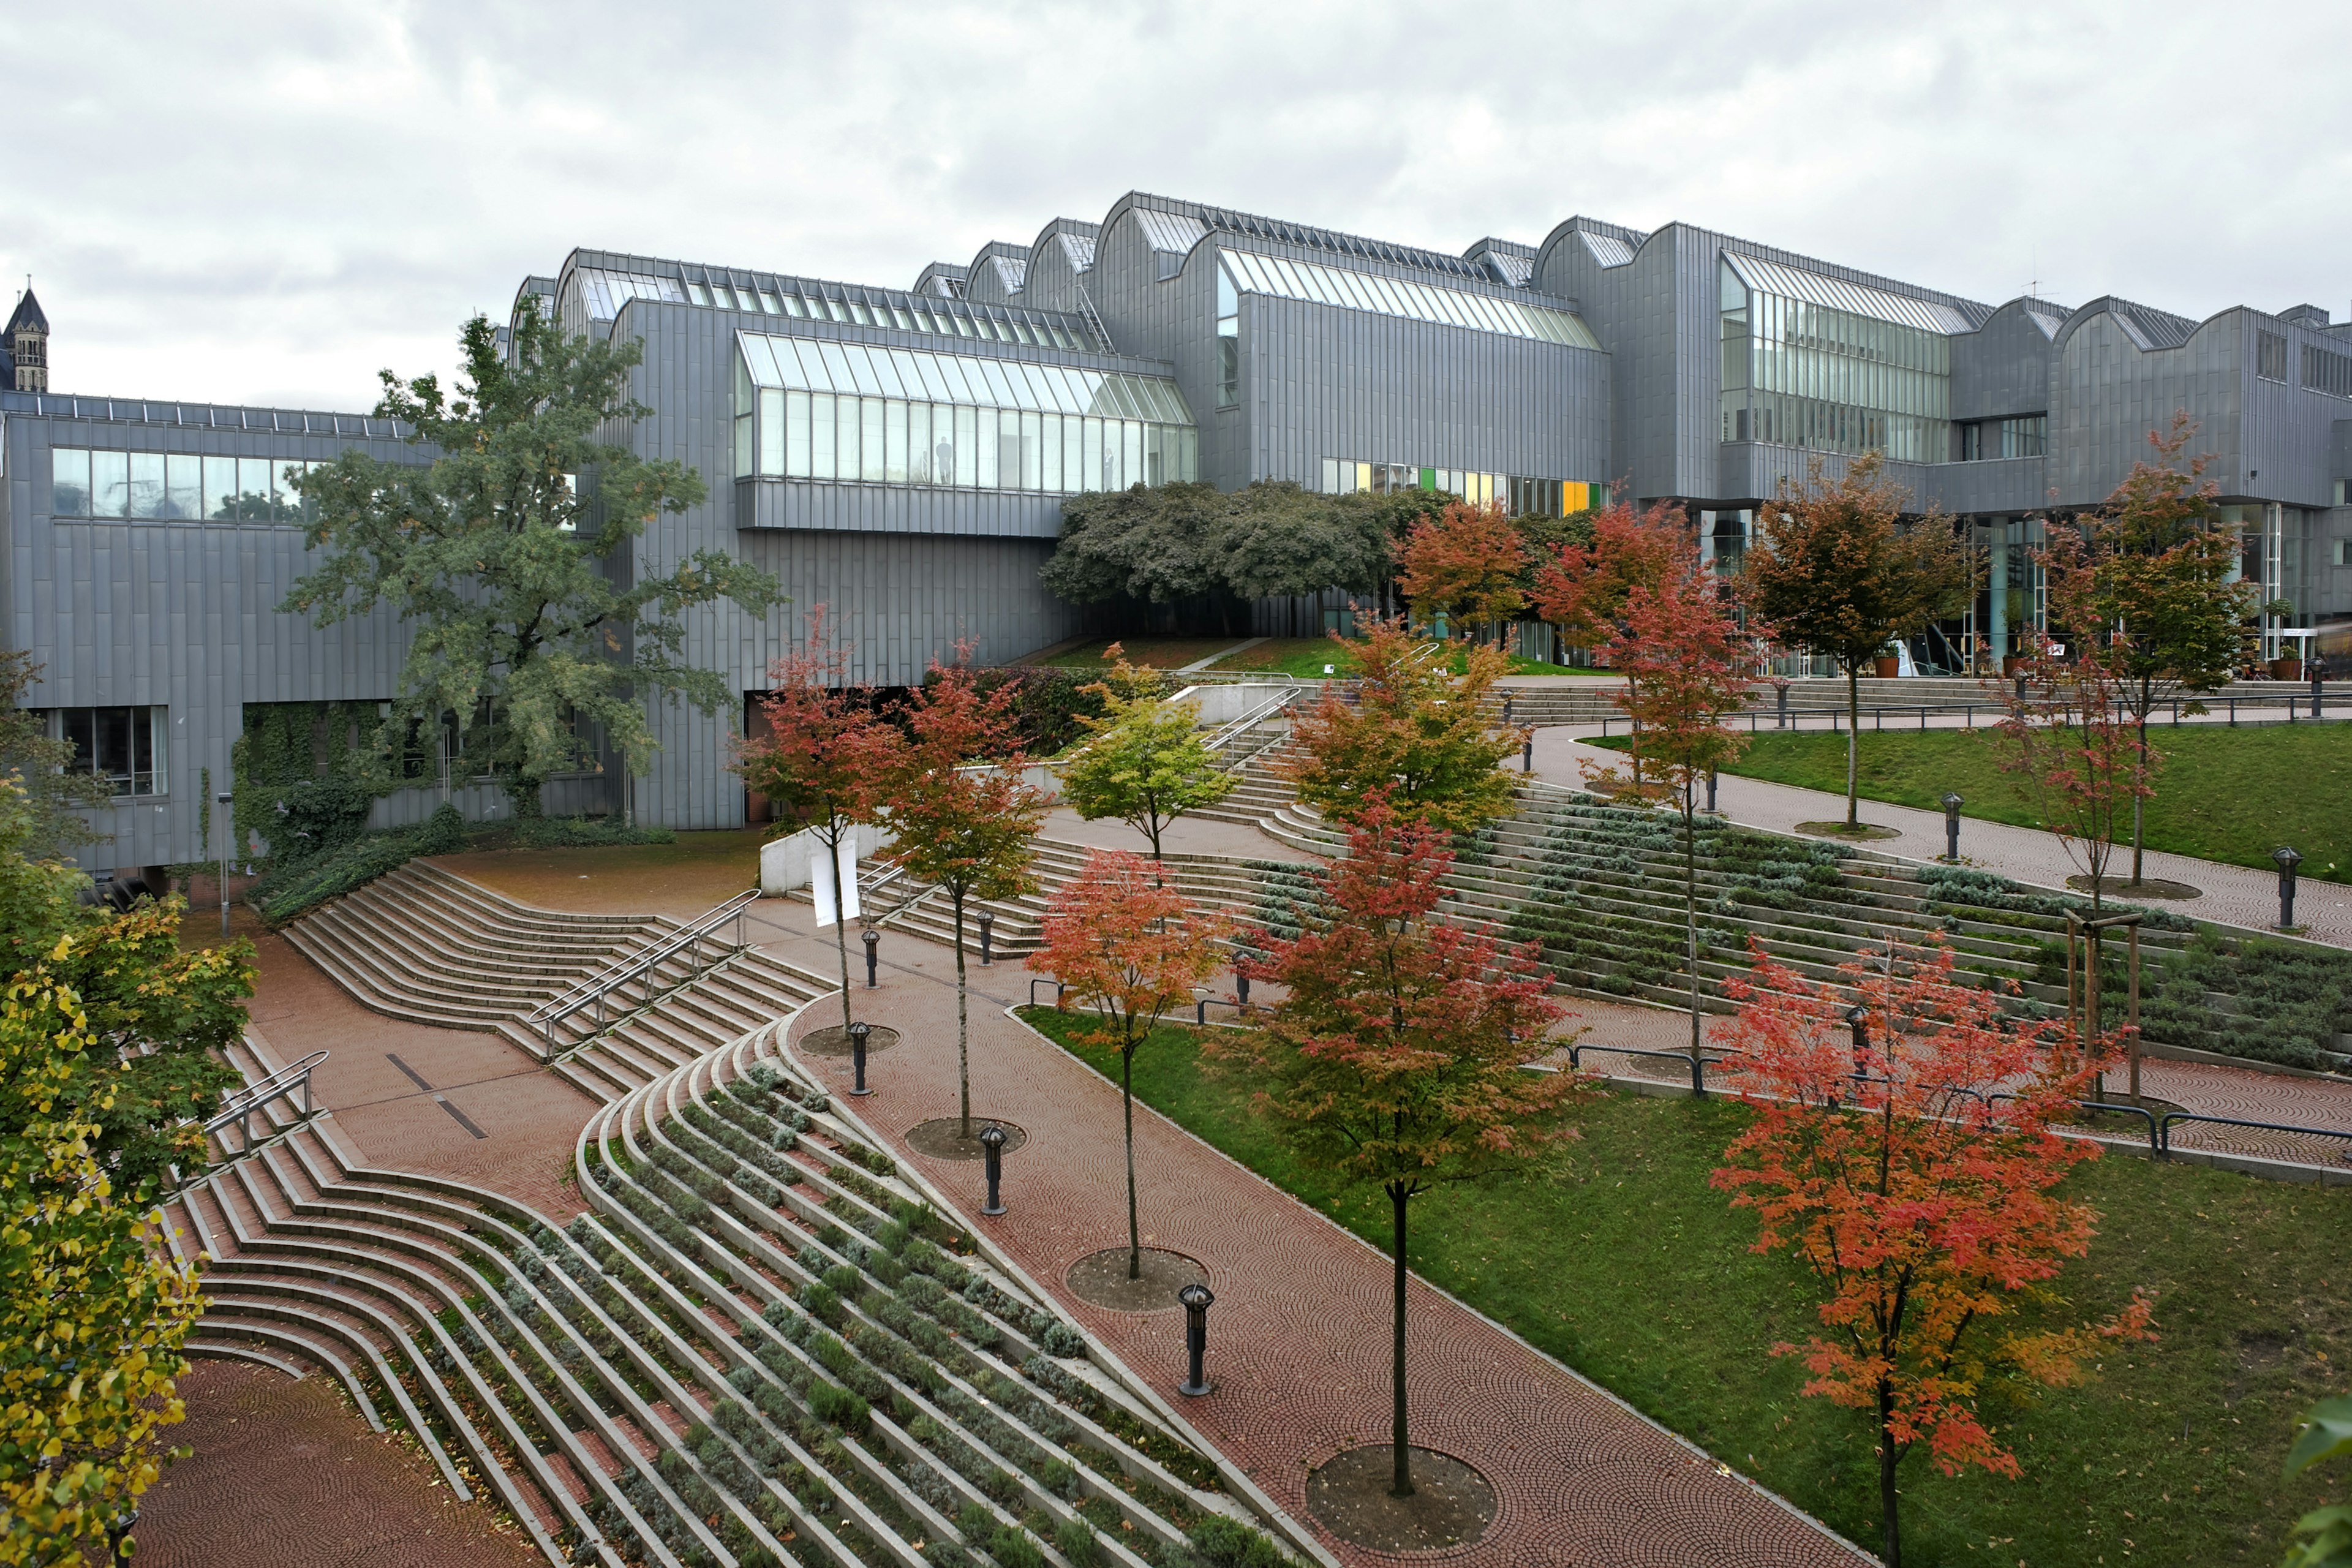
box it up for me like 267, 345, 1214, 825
767, 907, 1871, 1568
1526, 723, 2352, 948
136, 1359, 543, 1568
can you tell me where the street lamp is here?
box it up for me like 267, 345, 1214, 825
978, 1122, 1008, 1216
846, 1021, 873, 1097
1844, 1003, 1871, 1082
862, 927, 880, 987
215, 790, 233, 937
2274, 845, 2304, 931
1177, 1282, 1215, 1396
1941, 793, 1965, 863
978, 911, 995, 967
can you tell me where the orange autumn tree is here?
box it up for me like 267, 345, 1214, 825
1711, 938, 2156, 1568
1394, 499, 1526, 639
1592, 557, 1754, 1070
1218, 805, 1577, 1501
735, 609, 903, 1035
1530, 496, 1691, 656
886, 652, 1050, 1138
1029, 851, 1226, 1281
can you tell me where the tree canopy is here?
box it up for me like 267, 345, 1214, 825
284, 306, 783, 815
1395, 500, 1528, 631
1059, 649, 1235, 862
0, 652, 108, 858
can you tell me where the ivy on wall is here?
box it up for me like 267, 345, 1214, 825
229, 701, 394, 867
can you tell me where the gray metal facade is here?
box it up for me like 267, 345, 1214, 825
15, 191, 2352, 869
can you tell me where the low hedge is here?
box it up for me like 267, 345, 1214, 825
249, 803, 465, 925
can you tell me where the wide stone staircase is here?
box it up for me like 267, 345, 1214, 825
284, 860, 833, 1101
169, 1023, 1303, 1568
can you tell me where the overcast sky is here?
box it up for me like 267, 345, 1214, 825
6, 1, 2348, 412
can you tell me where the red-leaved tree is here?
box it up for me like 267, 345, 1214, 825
1216, 804, 1578, 1499
1394, 499, 1527, 639
736, 609, 903, 1033
1531, 497, 1691, 655
884, 653, 1050, 1136
1028, 850, 1227, 1280
1992, 628, 2154, 911
1711, 938, 2156, 1568
1592, 559, 1755, 1068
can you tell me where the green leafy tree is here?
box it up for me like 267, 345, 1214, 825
1281, 616, 1523, 834
2284, 1397, 2352, 1568
1214, 481, 1395, 607
2048, 416, 2259, 884
284, 307, 783, 817
1060, 649, 1235, 865
0, 650, 109, 856
882, 656, 1049, 1137
1741, 453, 1968, 827
1040, 482, 1231, 624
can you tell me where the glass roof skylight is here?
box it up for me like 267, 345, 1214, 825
1219, 250, 1599, 349
737, 334, 1192, 423
1723, 253, 1975, 336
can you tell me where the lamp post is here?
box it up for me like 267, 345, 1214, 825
978, 1122, 1007, 1215
847, 1020, 873, 1097
1844, 1003, 1870, 1089
215, 790, 233, 937
104, 1509, 140, 1564
1177, 1282, 1215, 1396
1941, 792, 1964, 863
2274, 845, 2304, 931
978, 911, 995, 967
862, 927, 880, 987
1522, 736, 1532, 774
1705, 766, 1718, 813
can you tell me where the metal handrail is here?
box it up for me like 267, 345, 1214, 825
1204, 687, 1303, 755
203, 1049, 328, 1153
1589, 692, 2349, 740
531, 888, 759, 1050
1566, 1042, 1731, 1095
2157, 1109, 2352, 1161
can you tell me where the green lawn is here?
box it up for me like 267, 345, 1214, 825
1707, 725, 2352, 883
1019, 1007, 2352, 1568
1210, 636, 1615, 679
1035, 638, 1249, 670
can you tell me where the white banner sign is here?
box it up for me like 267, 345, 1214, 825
811, 831, 861, 927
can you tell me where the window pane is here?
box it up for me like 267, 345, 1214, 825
49, 448, 88, 516
1176, 426, 1198, 482
128, 453, 166, 519
811, 394, 837, 480
236, 457, 272, 513
866, 348, 905, 398
954, 407, 978, 486
276, 461, 307, 524
908, 403, 932, 484
760, 388, 785, 475
91, 451, 128, 517
884, 399, 908, 483
164, 453, 200, 519
974, 408, 997, 488
856, 398, 881, 481
202, 455, 237, 518
786, 390, 812, 477
1041, 414, 1063, 492
1145, 424, 1164, 486
1019, 410, 1041, 489
1123, 421, 1142, 490
1082, 417, 1103, 491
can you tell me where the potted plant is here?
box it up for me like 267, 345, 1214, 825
1874, 646, 1902, 679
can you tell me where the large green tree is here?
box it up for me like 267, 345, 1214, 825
1039, 481, 1231, 620
2048, 417, 2258, 884
1741, 454, 1968, 827
284, 307, 783, 816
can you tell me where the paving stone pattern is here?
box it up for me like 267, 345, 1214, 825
781, 924, 1874, 1568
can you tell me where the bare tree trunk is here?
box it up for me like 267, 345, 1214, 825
1846, 662, 1861, 827
830, 823, 854, 1034
954, 887, 971, 1139
1685, 780, 1702, 1072
1390, 1180, 1414, 1499
1123, 1049, 1142, 1281
1879, 1382, 1902, 1568
2130, 714, 2149, 885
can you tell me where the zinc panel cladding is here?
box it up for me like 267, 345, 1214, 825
2053, 310, 2250, 506
5, 406, 419, 870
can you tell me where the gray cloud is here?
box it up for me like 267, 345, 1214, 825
2, 0, 2345, 409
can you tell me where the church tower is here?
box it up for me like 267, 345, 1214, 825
6, 285, 48, 393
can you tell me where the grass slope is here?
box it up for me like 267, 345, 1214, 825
1019, 1007, 2352, 1568
1712, 726, 2352, 883
1210, 636, 1616, 679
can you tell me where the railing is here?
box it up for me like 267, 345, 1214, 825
1564, 1042, 1732, 1095
1203, 686, 1303, 757
2157, 1109, 2352, 1162
204, 1049, 328, 1154
529, 889, 759, 1052
1591, 692, 2347, 740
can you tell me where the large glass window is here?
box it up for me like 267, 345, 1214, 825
1217, 263, 1240, 409
735, 334, 1196, 492
1717, 256, 1952, 463
1218, 248, 1600, 348
53, 706, 166, 797
47, 446, 325, 522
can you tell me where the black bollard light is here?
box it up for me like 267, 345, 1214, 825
2313, 669, 2326, 718
1235, 971, 1250, 1009
978, 911, 995, 967
1522, 737, 1533, 774
979, 1122, 1008, 1215
1706, 766, 1718, 813
862, 927, 880, 987
104, 1509, 140, 1564
1177, 1281, 1215, 1396
1502, 697, 1513, 726
847, 1021, 873, 1096
1942, 792, 1965, 863
2275, 845, 2304, 931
